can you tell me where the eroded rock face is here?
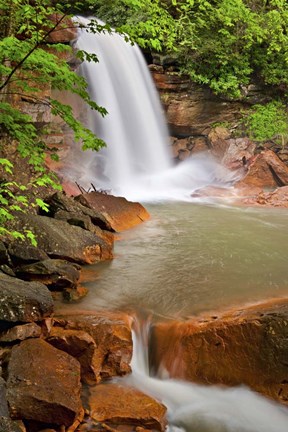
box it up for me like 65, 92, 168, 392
0, 273, 53, 323
54, 311, 133, 381
151, 298, 288, 405
76, 192, 150, 232
7, 339, 82, 427
151, 68, 244, 137
88, 383, 167, 431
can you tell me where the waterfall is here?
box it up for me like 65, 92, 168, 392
72, 17, 238, 202
122, 321, 288, 432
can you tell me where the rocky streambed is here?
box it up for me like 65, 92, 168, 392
0, 188, 288, 432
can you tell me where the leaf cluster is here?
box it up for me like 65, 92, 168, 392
0, 0, 108, 242
93, 0, 288, 99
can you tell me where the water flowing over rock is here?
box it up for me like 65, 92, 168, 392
0, 273, 53, 323
6, 339, 82, 427
150, 298, 288, 405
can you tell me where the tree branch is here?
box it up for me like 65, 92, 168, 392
0, 13, 68, 92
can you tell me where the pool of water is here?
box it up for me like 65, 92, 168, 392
58, 202, 288, 319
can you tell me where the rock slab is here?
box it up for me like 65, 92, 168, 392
89, 383, 167, 431
151, 299, 288, 405
76, 192, 150, 232
6, 339, 82, 426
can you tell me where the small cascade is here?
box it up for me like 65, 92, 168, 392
122, 320, 288, 432
71, 17, 239, 202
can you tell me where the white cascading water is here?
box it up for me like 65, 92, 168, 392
73, 17, 239, 202
122, 323, 288, 432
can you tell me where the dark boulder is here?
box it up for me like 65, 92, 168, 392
0, 273, 53, 323
10, 214, 113, 265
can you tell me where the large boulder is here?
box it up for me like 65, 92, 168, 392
151, 298, 288, 405
6, 338, 82, 427
88, 383, 167, 431
76, 192, 150, 232
54, 311, 133, 381
0, 273, 53, 323
9, 214, 113, 265
236, 150, 288, 188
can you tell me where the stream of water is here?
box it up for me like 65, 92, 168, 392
63, 18, 288, 431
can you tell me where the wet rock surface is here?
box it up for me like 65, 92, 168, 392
151, 298, 288, 405
76, 192, 150, 232
88, 383, 167, 431
6, 338, 82, 426
54, 311, 133, 381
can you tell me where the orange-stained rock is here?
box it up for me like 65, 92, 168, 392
46, 327, 101, 384
88, 383, 167, 431
7, 339, 82, 426
76, 192, 150, 232
236, 150, 288, 188
54, 311, 133, 380
150, 298, 288, 405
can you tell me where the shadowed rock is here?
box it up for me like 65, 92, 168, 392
15, 259, 81, 290
7, 339, 82, 427
0, 273, 53, 323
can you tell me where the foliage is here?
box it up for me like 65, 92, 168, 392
92, 0, 288, 99
242, 101, 288, 145
0, 0, 108, 242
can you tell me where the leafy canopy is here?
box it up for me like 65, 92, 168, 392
0, 0, 108, 240
92, 0, 288, 98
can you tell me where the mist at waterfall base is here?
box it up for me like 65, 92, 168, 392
74, 17, 238, 202
71, 20, 288, 432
